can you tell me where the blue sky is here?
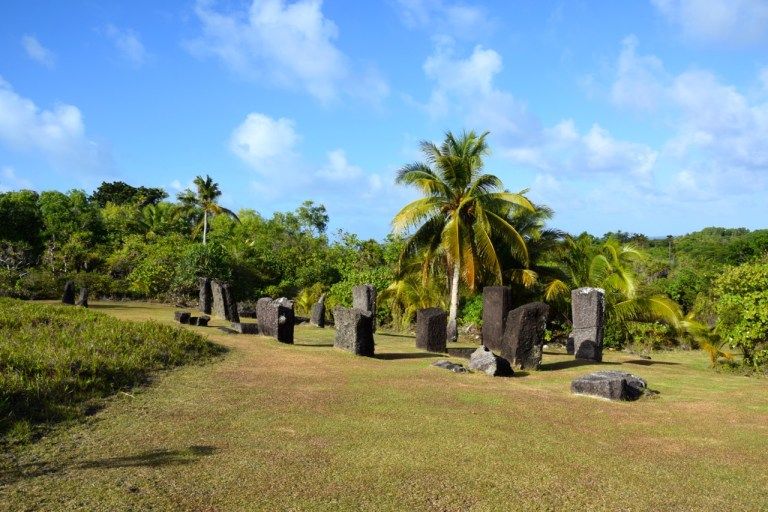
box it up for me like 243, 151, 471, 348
1, 0, 768, 239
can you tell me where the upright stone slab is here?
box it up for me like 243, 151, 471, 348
571, 287, 605, 362
62, 281, 76, 305
333, 307, 374, 356
352, 284, 377, 332
198, 277, 212, 314
257, 298, 294, 343
210, 280, 239, 322
310, 302, 326, 327
482, 286, 512, 351
221, 282, 240, 323
502, 302, 550, 370
210, 280, 227, 319
76, 287, 89, 308
416, 308, 447, 353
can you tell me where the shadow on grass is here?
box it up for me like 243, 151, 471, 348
78, 445, 217, 469
293, 343, 334, 348
373, 352, 443, 360
0, 446, 217, 485
539, 359, 620, 371
623, 359, 681, 366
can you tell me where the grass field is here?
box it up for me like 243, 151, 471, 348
2, 301, 767, 511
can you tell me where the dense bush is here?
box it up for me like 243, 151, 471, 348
714, 261, 768, 370
0, 299, 225, 442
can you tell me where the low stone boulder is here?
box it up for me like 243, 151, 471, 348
174, 311, 191, 324
431, 360, 469, 373
469, 346, 514, 377
76, 287, 89, 308
570, 371, 649, 401
194, 315, 210, 327
188, 316, 198, 325
62, 281, 76, 305
333, 307, 374, 356
231, 322, 259, 334
416, 308, 447, 353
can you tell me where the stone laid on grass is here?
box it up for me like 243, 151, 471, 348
431, 360, 469, 373
571, 287, 605, 362
310, 293, 327, 327
352, 284, 377, 332
174, 311, 191, 324
333, 307, 374, 356
194, 315, 210, 327
502, 302, 550, 370
188, 316, 198, 325
570, 371, 649, 401
257, 297, 295, 343
199, 277, 212, 314
482, 286, 512, 351
416, 308, 447, 353
469, 346, 514, 377
231, 322, 259, 334
76, 287, 89, 308
62, 281, 76, 305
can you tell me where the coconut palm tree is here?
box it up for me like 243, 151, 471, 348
392, 130, 534, 342
177, 175, 239, 245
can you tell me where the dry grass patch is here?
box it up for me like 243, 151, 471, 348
1, 301, 766, 511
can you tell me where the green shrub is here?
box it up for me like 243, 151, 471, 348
459, 294, 483, 326
0, 298, 225, 442
714, 261, 768, 369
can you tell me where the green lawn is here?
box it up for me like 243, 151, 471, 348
2, 301, 767, 511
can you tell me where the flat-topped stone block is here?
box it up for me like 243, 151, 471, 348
571, 371, 648, 401
416, 308, 447, 353
482, 286, 512, 351
333, 307, 374, 356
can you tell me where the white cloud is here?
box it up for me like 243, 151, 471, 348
395, 0, 493, 38
188, 0, 388, 104
229, 113, 300, 172
610, 35, 667, 111
0, 167, 33, 192
21, 35, 55, 68
0, 76, 109, 172
651, 0, 768, 45
317, 149, 362, 180
421, 41, 539, 145
104, 25, 148, 67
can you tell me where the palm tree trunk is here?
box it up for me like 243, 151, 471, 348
203, 210, 208, 245
447, 264, 460, 342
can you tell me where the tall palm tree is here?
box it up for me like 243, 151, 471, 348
392, 130, 534, 342
177, 175, 239, 244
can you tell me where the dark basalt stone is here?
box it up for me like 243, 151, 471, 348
333, 307, 375, 356
469, 346, 514, 377
431, 360, 469, 373
502, 302, 550, 370
571, 288, 605, 362
416, 308, 447, 353
210, 280, 239, 322
257, 297, 294, 343
482, 286, 512, 351
76, 287, 89, 308
310, 302, 326, 327
352, 284, 377, 332
62, 281, 76, 305
199, 277, 212, 314
194, 315, 210, 327
174, 311, 191, 324
571, 371, 649, 401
